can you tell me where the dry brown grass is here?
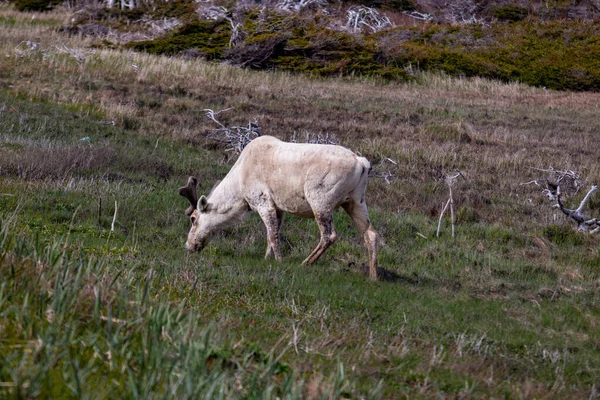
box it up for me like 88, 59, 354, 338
2, 5, 600, 230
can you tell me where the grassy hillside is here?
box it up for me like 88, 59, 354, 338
1, 6, 600, 398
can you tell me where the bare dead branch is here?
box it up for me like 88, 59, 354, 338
369, 157, 399, 184
576, 185, 597, 214
276, 0, 328, 13
403, 10, 434, 22
56, 44, 90, 64
202, 108, 261, 153
111, 201, 118, 232
437, 198, 451, 238
345, 6, 393, 33
196, 5, 243, 47
552, 184, 599, 232
437, 170, 465, 238
532, 167, 583, 193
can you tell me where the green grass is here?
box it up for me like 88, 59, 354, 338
1, 88, 600, 398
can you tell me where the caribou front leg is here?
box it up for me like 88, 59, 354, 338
257, 207, 283, 261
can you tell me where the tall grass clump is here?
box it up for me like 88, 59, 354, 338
0, 221, 319, 398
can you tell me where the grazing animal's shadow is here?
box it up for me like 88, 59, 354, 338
354, 263, 402, 282
355, 263, 440, 286
374, 266, 403, 282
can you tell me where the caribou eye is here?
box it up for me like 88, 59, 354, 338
190, 215, 197, 224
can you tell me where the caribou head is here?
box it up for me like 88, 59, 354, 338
178, 176, 226, 253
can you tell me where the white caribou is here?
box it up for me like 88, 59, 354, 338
179, 135, 379, 279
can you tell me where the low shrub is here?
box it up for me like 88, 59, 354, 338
138, 0, 196, 21
12, 0, 61, 12
124, 7, 600, 90
343, 0, 416, 11
493, 5, 528, 22
128, 20, 231, 59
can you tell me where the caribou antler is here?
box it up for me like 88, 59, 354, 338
179, 176, 199, 216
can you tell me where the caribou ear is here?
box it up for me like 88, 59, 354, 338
199, 195, 209, 212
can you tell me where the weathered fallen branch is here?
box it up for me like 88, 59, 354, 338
276, 0, 327, 13
522, 167, 599, 233
554, 185, 600, 233
346, 6, 393, 33
532, 167, 583, 195
369, 157, 398, 184
403, 10, 433, 22
56, 44, 86, 64
202, 108, 261, 154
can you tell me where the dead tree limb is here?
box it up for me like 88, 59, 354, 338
403, 10, 433, 22
346, 6, 393, 33
554, 185, 599, 232
532, 167, 582, 194
521, 167, 599, 231
368, 157, 399, 184
111, 201, 118, 232
276, 0, 327, 12
202, 108, 261, 154
437, 171, 465, 238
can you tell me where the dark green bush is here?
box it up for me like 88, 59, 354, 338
343, 0, 415, 11
493, 5, 528, 22
138, 0, 197, 21
128, 21, 231, 59
13, 0, 60, 12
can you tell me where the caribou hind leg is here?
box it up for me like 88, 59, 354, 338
302, 213, 337, 265
342, 200, 378, 280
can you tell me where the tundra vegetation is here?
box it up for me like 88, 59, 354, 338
43, 0, 600, 91
1, 3, 600, 399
